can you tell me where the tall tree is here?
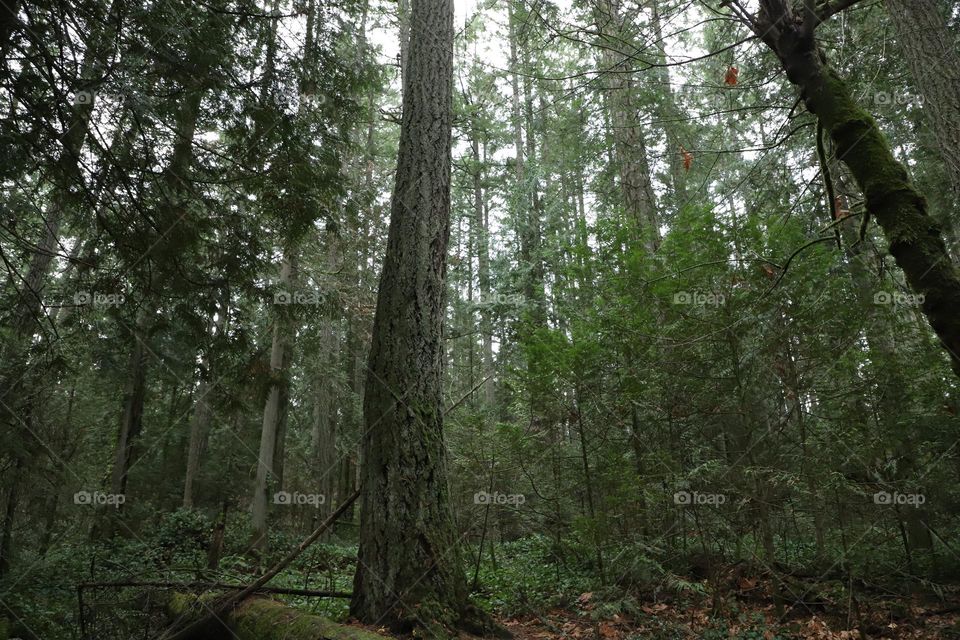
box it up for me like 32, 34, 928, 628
883, 0, 960, 248
350, 0, 476, 631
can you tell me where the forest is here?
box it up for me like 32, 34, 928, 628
3, 0, 960, 638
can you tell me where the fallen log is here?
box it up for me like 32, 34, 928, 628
158, 488, 360, 640
165, 593, 388, 640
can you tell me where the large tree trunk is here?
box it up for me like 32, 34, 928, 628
884, 0, 960, 248
752, 0, 960, 378
350, 0, 472, 631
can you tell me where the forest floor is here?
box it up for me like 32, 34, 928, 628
493, 602, 960, 639
494, 593, 960, 640
332, 583, 960, 640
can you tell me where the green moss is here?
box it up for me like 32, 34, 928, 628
170, 596, 391, 640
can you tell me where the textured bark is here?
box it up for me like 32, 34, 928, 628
350, 0, 470, 630
594, 0, 660, 251
884, 0, 960, 246
251, 254, 295, 551
398, 0, 410, 99
754, 0, 960, 377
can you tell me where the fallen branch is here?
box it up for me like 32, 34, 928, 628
79, 580, 351, 598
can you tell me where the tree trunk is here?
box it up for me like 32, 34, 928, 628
884, 0, 960, 248
648, 0, 688, 206
594, 0, 660, 250
110, 311, 150, 501
350, 0, 473, 631
313, 227, 341, 531
250, 253, 295, 552
183, 303, 227, 509
471, 120, 495, 408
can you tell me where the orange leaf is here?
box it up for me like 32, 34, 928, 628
724, 66, 739, 86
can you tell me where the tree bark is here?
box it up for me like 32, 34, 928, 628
350, 0, 473, 631
471, 119, 495, 408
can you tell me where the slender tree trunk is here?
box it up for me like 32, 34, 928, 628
250, 253, 295, 552
594, 0, 660, 250
110, 311, 150, 500
648, 0, 688, 206
313, 224, 342, 532
183, 301, 227, 509
471, 121, 495, 408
